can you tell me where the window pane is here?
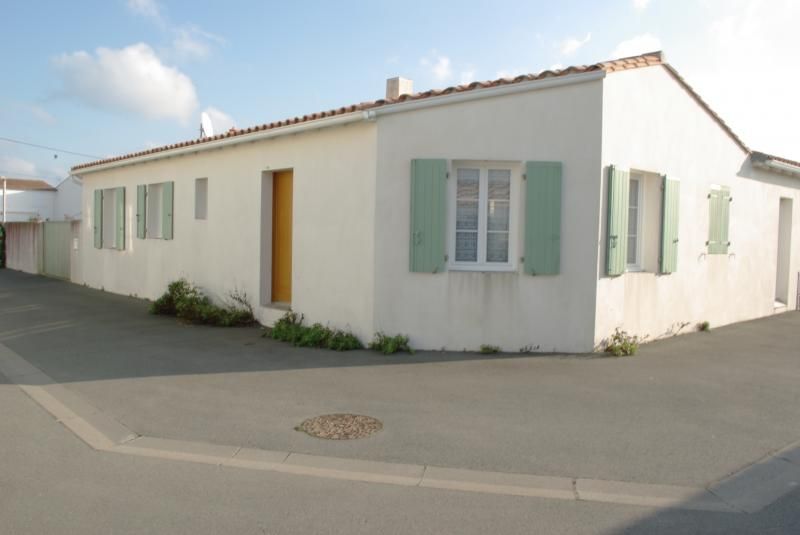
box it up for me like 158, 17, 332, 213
102, 189, 117, 248
628, 206, 638, 234
487, 200, 509, 231
456, 200, 479, 230
627, 236, 638, 264
195, 178, 208, 220
457, 168, 480, 199
456, 231, 478, 262
147, 183, 164, 239
488, 169, 510, 200
486, 232, 509, 263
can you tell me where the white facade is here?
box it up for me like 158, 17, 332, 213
72, 58, 800, 352
0, 176, 82, 222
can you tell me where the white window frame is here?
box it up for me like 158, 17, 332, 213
626, 172, 645, 271
448, 160, 519, 272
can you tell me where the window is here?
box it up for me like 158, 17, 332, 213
451, 162, 516, 270
707, 185, 731, 254
102, 188, 119, 249
146, 183, 164, 238
195, 178, 208, 220
627, 174, 643, 269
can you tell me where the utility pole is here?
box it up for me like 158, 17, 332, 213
1, 176, 6, 224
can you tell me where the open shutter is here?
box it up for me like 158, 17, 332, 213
136, 185, 146, 239
162, 181, 174, 240
708, 186, 730, 254
660, 176, 680, 273
606, 165, 629, 276
524, 161, 561, 275
409, 159, 447, 273
93, 189, 103, 249
115, 187, 125, 250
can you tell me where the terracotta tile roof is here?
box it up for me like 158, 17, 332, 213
751, 151, 800, 169
71, 50, 793, 172
1, 178, 57, 191
72, 51, 666, 172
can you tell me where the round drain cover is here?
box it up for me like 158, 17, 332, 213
296, 413, 383, 440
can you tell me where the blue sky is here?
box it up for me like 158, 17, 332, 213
1, 0, 797, 184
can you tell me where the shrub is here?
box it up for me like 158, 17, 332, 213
265, 312, 363, 351
369, 332, 413, 355
605, 328, 640, 356
150, 279, 254, 327
479, 344, 500, 354
698, 321, 711, 332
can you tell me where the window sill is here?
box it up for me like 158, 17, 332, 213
449, 264, 517, 273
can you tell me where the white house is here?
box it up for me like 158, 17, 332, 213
0, 176, 82, 223
69, 51, 799, 353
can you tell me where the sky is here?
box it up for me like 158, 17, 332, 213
1, 0, 797, 184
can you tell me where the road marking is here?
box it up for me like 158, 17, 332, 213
1, 341, 796, 513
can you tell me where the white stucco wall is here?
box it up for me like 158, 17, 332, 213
77, 121, 377, 340
53, 176, 83, 220
373, 78, 605, 352
0, 190, 55, 222
597, 65, 800, 346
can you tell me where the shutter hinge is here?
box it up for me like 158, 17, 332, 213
729, 197, 733, 202
444, 253, 449, 262
520, 256, 525, 263
446, 171, 450, 179
522, 174, 527, 180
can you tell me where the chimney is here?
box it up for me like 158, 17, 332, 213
385, 77, 413, 100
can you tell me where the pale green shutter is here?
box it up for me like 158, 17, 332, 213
524, 161, 561, 275
136, 185, 146, 239
93, 189, 103, 249
606, 165, 629, 276
409, 159, 447, 273
660, 176, 680, 273
162, 181, 174, 240
115, 187, 125, 250
708, 186, 730, 254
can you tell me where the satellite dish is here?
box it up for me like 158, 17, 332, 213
200, 112, 214, 138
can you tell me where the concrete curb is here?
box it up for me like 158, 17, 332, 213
1, 342, 796, 513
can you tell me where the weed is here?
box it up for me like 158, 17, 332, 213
150, 279, 255, 327
265, 312, 363, 351
605, 328, 640, 356
698, 321, 711, 332
479, 344, 501, 354
369, 332, 414, 355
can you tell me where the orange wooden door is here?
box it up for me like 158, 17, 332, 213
271, 171, 293, 303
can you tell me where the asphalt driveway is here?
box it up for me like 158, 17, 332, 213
1, 269, 799, 487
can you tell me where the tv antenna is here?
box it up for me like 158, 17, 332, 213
200, 112, 215, 138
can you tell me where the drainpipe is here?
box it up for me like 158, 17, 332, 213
2, 176, 6, 224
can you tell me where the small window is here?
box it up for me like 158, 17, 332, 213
146, 183, 164, 238
450, 162, 516, 270
708, 185, 731, 254
626, 175, 643, 269
101, 188, 119, 249
195, 178, 208, 220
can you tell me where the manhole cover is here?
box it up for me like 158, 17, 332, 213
296, 413, 383, 440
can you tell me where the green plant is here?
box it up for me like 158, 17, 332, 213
479, 344, 501, 354
605, 328, 640, 356
369, 332, 414, 354
150, 279, 254, 327
264, 312, 363, 351
698, 321, 711, 332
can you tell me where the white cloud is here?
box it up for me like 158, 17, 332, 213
632, 0, 651, 12
202, 106, 236, 134
561, 33, 592, 55
53, 43, 198, 123
459, 70, 477, 85
127, 0, 163, 23
610, 33, 662, 58
420, 52, 453, 83
0, 155, 37, 176
677, 0, 800, 156
172, 25, 224, 60
27, 104, 56, 124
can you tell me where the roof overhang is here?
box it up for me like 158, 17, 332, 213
751, 151, 800, 178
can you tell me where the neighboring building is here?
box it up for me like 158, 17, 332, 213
0, 176, 82, 222
70, 51, 799, 352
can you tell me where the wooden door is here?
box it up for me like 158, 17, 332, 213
271, 171, 293, 303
